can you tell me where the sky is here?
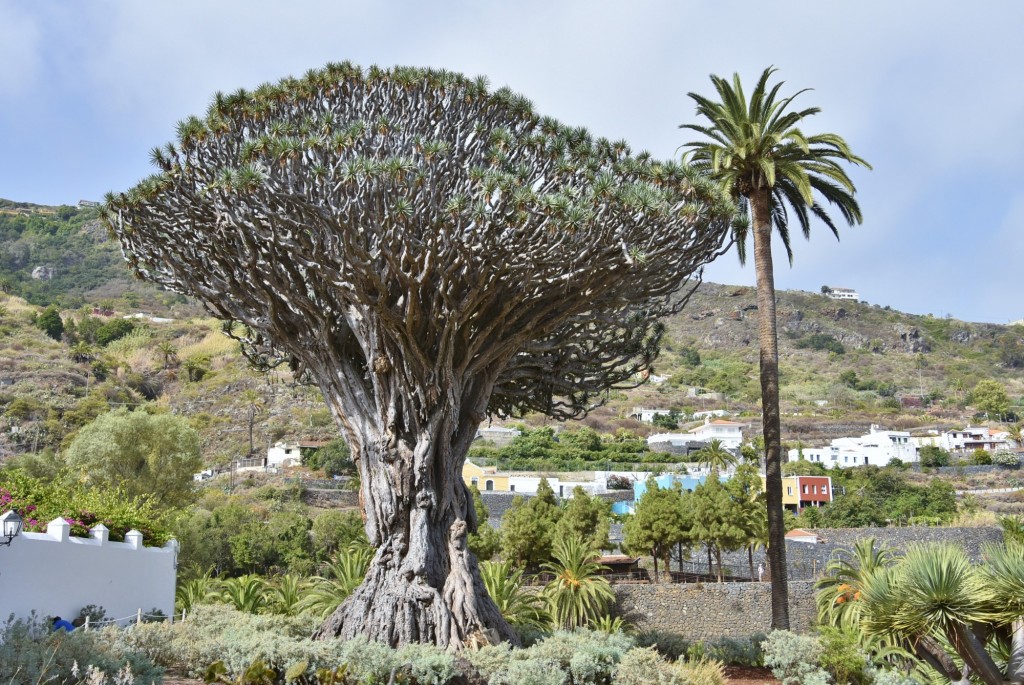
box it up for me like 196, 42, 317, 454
1, 1, 1022, 324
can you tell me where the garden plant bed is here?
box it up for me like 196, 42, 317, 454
722, 665, 780, 685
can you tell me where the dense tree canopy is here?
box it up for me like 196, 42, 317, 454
104, 63, 734, 649
64, 407, 202, 508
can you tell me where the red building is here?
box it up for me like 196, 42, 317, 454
792, 475, 832, 513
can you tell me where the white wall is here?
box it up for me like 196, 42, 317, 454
0, 518, 177, 625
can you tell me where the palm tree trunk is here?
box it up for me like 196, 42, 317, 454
715, 546, 724, 582
749, 187, 790, 629
748, 546, 755, 581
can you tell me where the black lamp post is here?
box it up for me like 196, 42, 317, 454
0, 510, 23, 547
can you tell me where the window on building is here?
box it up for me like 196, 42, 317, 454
510, 484, 515, 492
787, 486, 793, 496
802, 484, 808, 494
485, 480, 494, 491
471, 478, 478, 487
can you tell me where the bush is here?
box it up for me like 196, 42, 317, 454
675, 658, 726, 685
466, 630, 633, 685
817, 626, 870, 685
969, 448, 993, 466
612, 646, 684, 685
0, 614, 162, 685
762, 630, 829, 685
992, 450, 1021, 467
795, 333, 845, 355
705, 634, 765, 667
919, 445, 951, 467
634, 630, 691, 661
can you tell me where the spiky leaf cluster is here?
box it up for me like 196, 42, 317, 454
106, 63, 733, 420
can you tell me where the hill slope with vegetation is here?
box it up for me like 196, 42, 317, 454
0, 199, 1021, 462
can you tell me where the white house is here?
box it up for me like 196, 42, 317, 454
913, 426, 1011, 453
793, 425, 918, 468
631, 407, 676, 423
688, 419, 745, 449
824, 286, 860, 302
267, 441, 302, 468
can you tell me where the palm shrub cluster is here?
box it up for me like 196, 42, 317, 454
816, 538, 1024, 685
176, 544, 374, 618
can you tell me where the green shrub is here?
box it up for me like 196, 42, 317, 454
0, 614, 162, 685
817, 626, 870, 685
634, 630, 691, 661
762, 630, 829, 685
705, 634, 765, 667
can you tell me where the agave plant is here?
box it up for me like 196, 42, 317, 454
541, 535, 614, 630
218, 574, 270, 614
301, 544, 373, 619
479, 559, 549, 631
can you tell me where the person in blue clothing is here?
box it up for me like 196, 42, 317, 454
51, 616, 75, 632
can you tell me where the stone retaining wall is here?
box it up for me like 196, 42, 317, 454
614, 581, 817, 640
704, 526, 1004, 579
912, 463, 1020, 475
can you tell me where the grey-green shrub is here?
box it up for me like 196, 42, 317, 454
867, 667, 918, 685
612, 647, 685, 685
466, 630, 633, 685
762, 630, 829, 685
0, 614, 162, 685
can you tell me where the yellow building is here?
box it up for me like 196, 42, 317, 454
760, 475, 801, 510
461, 461, 511, 492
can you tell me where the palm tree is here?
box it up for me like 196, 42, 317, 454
695, 438, 737, 475
815, 537, 894, 632
240, 388, 267, 454
681, 67, 870, 629
540, 535, 614, 630
156, 340, 178, 370
479, 559, 549, 631
1006, 422, 1023, 449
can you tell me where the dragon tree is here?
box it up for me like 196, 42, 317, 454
104, 63, 734, 649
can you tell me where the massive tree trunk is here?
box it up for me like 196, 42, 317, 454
749, 187, 790, 630
311, 370, 517, 649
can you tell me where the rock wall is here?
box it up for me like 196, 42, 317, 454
614, 581, 817, 640
702, 526, 1005, 579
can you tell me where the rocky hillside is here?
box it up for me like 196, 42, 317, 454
0, 200, 1021, 461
